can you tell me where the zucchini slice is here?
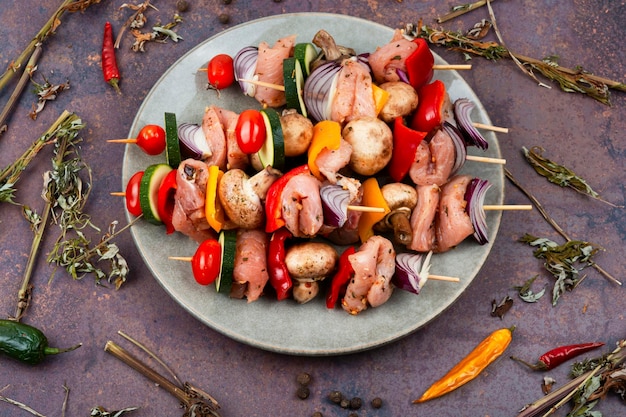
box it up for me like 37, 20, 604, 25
164, 112, 181, 168
139, 163, 173, 224
293, 42, 318, 77
256, 108, 285, 171
283, 57, 307, 117
216, 229, 237, 294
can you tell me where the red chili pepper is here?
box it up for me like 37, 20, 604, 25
267, 227, 293, 301
156, 169, 178, 234
388, 116, 428, 182
511, 342, 604, 371
264, 164, 310, 233
325, 246, 356, 309
410, 79, 448, 133
404, 38, 434, 91
102, 21, 121, 94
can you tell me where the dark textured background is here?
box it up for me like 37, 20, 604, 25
0, 1, 624, 416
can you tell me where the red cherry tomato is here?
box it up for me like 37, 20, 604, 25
191, 239, 222, 285
235, 109, 266, 154
125, 171, 144, 217
156, 169, 178, 234
207, 54, 235, 90
136, 124, 166, 155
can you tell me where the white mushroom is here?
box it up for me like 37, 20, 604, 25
341, 116, 393, 176
285, 242, 338, 304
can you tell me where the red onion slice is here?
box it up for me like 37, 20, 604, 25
303, 61, 341, 122
320, 184, 349, 228
393, 251, 433, 295
177, 122, 211, 160
464, 177, 492, 244
453, 98, 489, 150
442, 120, 467, 176
233, 46, 259, 97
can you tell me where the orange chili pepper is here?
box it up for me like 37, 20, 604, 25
413, 326, 515, 403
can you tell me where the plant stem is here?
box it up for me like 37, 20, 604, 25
0, 44, 43, 137
437, 0, 499, 23
0, 0, 74, 94
504, 168, 621, 286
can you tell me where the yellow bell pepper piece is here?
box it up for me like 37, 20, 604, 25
307, 120, 342, 180
372, 83, 390, 116
205, 164, 225, 232
357, 177, 390, 243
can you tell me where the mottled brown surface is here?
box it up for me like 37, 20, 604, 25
0, 1, 624, 416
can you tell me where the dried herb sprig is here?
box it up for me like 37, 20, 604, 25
519, 234, 602, 306
505, 168, 620, 287
517, 340, 626, 417
437, 0, 499, 23
401, 18, 626, 105
523, 146, 622, 208
514, 275, 546, 303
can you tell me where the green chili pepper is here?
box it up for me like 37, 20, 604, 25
0, 319, 81, 364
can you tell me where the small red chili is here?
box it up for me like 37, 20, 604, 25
102, 22, 121, 94
267, 227, 293, 301
325, 246, 355, 309
511, 342, 604, 371
388, 116, 428, 182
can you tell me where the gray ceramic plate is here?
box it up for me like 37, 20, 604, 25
123, 13, 504, 356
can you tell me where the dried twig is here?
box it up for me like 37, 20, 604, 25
504, 168, 621, 286
437, 0, 499, 23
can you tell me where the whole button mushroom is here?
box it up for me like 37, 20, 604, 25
374, 183, 418, 246
284, 242, 338, 304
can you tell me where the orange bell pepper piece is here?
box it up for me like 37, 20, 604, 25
205, 164, 225, 232
307, 120, 342, 180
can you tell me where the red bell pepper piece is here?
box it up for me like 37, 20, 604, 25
156, 169, 178, 234
410, 79, 448, 133
388, 117, 428, 182
268, 227, 293, 301
326, 246, 356, 309
404, 38, 434, 91
265, 164, 311, 233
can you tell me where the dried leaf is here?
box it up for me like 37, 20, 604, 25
523, 146, 621, 207
514, 275, 546, 303
490, 295, 513, 319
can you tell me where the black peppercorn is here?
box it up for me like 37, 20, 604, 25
371, 397, 383, 409
176, 0, 189, 12
340, 398, 350, 409
222, 0, 232, 4
297, 372, 312, 386
312, 412, 323, 417
348, 413, 358, 417
328, 390, 343, 404
350, 397, 362, 410
218, 14, 230, 24
296, 386, 310, 400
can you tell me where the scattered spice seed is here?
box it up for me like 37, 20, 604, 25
311, 413, 323, 417
218, 13, 229, 24
371, 397, 383, 409
328, 390, 343, 404
349, 397, 362, 410
340, 398, 350, 409
297, 372, 312, 386
296, 386, 310, 400
222, 0, 232, 3
176, 0, 189, 12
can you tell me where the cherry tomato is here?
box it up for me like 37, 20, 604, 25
235, 109, 266, 154
191, 239, 222, 285
207, 54, 235, 90
125, 171, 144, 217
157, 169, 178, 234
136, 124, 166, 155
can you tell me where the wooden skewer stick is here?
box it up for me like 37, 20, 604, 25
483, 204, 533, 211
108, 138, 137, 144
472, 122, 509, 133
347, 205, 386, 213
432, 64, 472, 70
465, 155, 506, 164
110, 192, 126, 197
428, 274, 460, 282
169, 256, 193, 262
